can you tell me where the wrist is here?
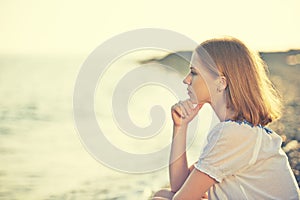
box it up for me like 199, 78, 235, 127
173, 124, 188, 137
173, 123, 188, 130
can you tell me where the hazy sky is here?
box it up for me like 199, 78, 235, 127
1, 0, 299, 55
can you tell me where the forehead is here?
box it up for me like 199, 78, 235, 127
190, 52, 203, 69
190, 51, 219, 77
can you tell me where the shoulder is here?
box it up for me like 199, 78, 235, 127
200, 121, 259, 158
207, 121, 258, 144
196, 121, 263, 181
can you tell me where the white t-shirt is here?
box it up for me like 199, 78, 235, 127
194, 120, 299, 200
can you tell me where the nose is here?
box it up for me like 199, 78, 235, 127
183, 74, 191, 85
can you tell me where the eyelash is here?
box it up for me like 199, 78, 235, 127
190, 71, 197, 76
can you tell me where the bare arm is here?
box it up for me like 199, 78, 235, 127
169, 100, 202, 192
169, 125, 189, 192
173, 169, 216, 200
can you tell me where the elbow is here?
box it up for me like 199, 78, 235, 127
170, 186, 179, 194
170, 181, 187, 194
169, 178, 183, 193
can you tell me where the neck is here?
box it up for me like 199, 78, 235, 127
211, 92, 234, 122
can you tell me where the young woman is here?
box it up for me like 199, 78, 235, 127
152, 37, 299, 200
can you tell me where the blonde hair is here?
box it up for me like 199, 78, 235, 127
196, 37, 282, 126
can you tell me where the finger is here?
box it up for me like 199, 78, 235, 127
188, 103, 203, 117
171, 103, 180, 111
186, 99, 194, 110
178, 101, 188, 117
173, 105, 185, 118
194, 103, 203, 111
181, 100, 194, 116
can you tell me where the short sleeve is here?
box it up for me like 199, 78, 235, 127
194, 122, 259, 182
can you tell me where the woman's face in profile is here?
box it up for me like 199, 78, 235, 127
183, 52, 215, 104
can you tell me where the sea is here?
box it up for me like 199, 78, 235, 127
0, 51, 217, 200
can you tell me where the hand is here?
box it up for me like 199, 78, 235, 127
171, 99, 202, 127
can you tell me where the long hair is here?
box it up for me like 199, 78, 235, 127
196, 37, 282, 126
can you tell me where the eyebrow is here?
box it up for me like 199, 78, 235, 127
190, 66, 196, 70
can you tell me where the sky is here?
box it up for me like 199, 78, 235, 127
0, 0, 299, 55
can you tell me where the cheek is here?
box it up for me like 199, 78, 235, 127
196, 76, 208, 91
193, 77, 211, 100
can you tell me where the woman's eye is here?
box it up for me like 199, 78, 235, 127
191, 71, 196, 76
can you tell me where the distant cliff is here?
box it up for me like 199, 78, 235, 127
260, 50, 300, 68
140, 50, 300, 74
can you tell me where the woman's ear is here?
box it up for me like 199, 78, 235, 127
218, 75, 227, 91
